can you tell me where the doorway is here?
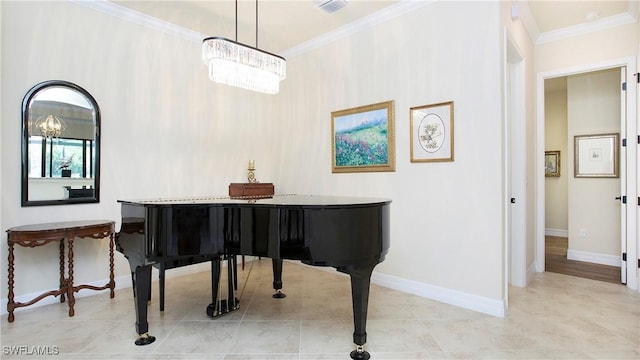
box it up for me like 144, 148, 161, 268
536, 57, 638, 291
543, 69, 623, 284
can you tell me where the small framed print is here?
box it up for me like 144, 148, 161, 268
545, 150, 560, 177
574, 133, 619, 178
410, 101, 454, 162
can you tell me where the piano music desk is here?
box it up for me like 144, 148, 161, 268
6, 220, 116, 322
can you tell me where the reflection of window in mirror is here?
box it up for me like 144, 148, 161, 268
28, 137, 94, 178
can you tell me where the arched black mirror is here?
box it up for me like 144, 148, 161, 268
21, 80, 100, 206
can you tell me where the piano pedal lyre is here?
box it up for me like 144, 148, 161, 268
207, 254, 241, 318
206, 297, 240, 317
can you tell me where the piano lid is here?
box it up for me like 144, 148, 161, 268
117, 194, 391, 208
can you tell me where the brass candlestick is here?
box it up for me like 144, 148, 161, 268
247, 160, 257, 183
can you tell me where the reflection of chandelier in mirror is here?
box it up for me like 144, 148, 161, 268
34, 114, 66, 138
201, 0, 286, 94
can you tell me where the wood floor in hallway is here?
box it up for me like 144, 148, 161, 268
545, 236, 621, 285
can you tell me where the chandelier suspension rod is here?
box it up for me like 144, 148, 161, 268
233, 0, 259, 47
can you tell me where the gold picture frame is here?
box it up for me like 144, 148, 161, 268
574, 133, 619, 178
545, 150, 560, 177
410, 101, 454, 162
331, 100, 395, 173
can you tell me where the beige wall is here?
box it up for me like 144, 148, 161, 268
545, 85, 568, 232
536, 23, 639, 73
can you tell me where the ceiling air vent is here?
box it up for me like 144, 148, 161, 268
314, 0, 350, 14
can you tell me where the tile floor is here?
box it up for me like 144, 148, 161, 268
1, 260, 639, 359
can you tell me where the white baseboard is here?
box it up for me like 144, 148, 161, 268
545, 228, 568, 237
371, 272, 506, 317
2, 260, 506, 319
567, 249, 620, 267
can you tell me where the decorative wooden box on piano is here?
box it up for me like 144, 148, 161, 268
228, 183, 274, 199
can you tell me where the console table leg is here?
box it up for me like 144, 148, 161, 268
108, 233, 115, 298
7, 243, 15, 323
59, 240, 66, 303
67, 238, 75, 317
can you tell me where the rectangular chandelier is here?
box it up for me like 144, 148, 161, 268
202, 37, 286, 95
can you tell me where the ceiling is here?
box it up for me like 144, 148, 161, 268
109, 0, 637, 55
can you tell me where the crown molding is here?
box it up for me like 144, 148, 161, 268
73, 0, 636, 54
280, 0, 436, 58
70, 0, 204, 43
70, 0, 435, 59
514, 1, 540, 43
513, 0, 638, 45
536, 12, 638, 45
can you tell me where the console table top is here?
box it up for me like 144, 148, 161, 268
7, 220, 114, 234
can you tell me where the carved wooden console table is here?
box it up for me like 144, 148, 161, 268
6, 220, 116, 322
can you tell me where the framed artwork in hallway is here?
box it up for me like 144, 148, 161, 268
545, 150, 560, 177
574, 133, 619, 178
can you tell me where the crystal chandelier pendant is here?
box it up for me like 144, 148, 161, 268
202, 37, 286, 94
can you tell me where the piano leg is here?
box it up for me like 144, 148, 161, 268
348, 264, 375, 360
271, 259, 286, 298
132, 265, 156, 346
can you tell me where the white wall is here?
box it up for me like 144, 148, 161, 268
1, 0, 276, 298
1, 1, 508, 315
275, 1, 504, 301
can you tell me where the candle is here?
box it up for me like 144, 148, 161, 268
248, 160, 255, 170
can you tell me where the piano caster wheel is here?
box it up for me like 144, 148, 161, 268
134, 333, 156, 346
350, 345, 370, 360
272, 289, 286, 299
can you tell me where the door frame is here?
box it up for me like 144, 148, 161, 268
535, 56, 638, 291
505, 30, 527, 289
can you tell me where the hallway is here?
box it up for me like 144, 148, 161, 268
545, 236, 621, 285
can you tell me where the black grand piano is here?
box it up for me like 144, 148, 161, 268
116, 194, 390, 359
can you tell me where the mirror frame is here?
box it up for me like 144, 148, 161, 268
21, 80, 101, 206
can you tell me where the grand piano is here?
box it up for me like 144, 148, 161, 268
116, 194, 390, 359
